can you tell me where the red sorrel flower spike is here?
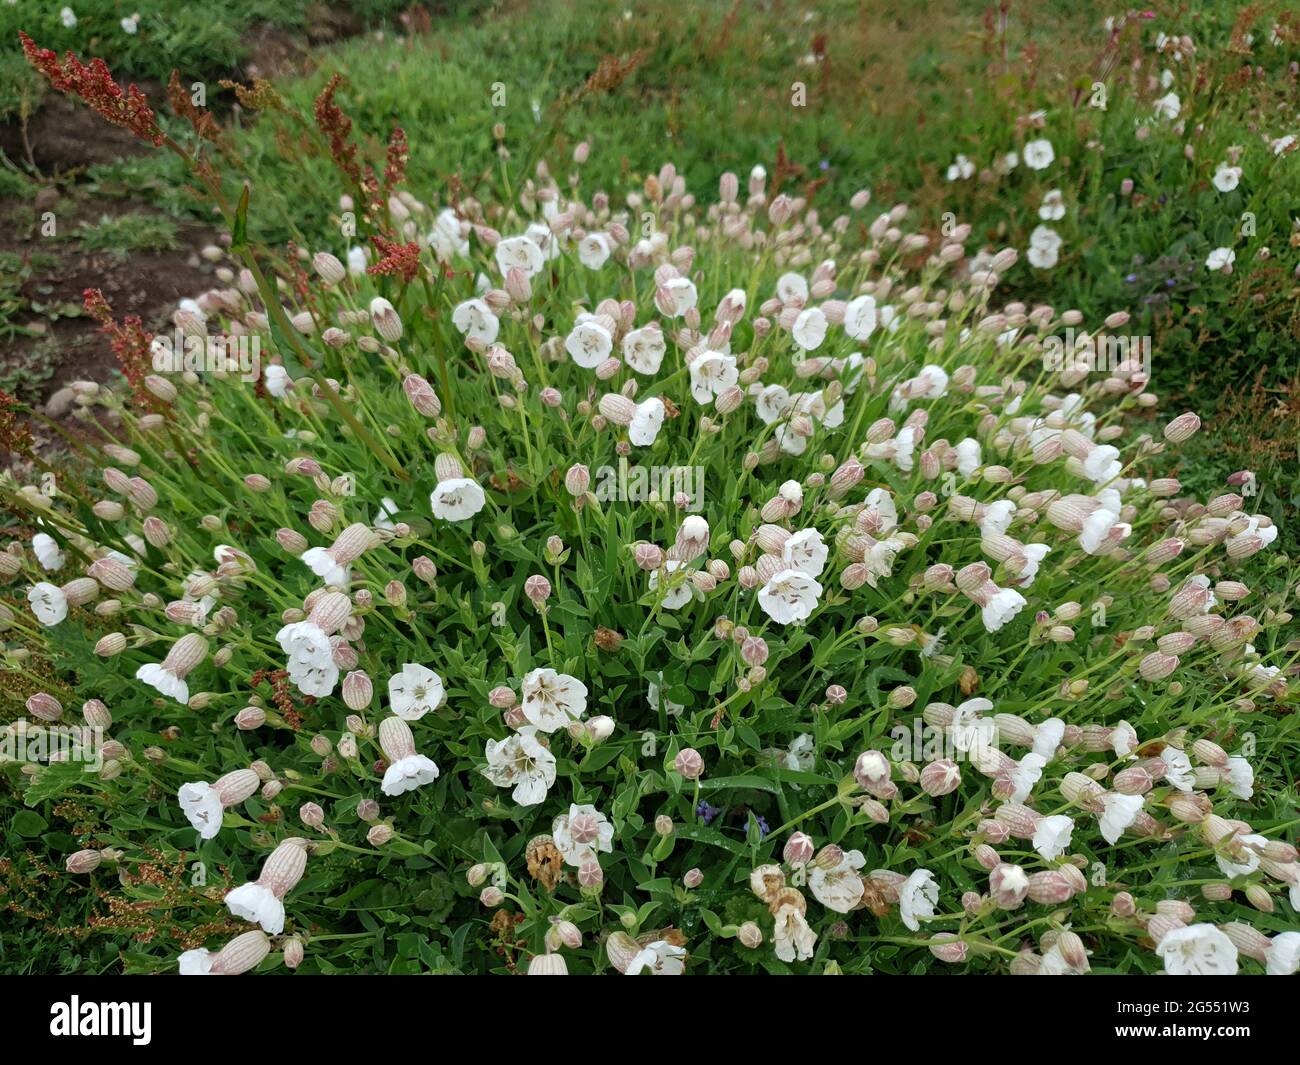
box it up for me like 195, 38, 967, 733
83, 288, 156, 404
19, 32, 163, 146
0, 387, 33, 455
367, 237, 422, 283
384, 126, 409, 190
313, 74, 361, 186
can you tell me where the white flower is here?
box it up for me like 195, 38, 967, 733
954, 438, 983, 478
626, 940, 687, 975
32, 533, 64, 571
622, 325, 666, 375
1079, 508, 1127, 554
1205, 246, 1236, 272
755, 383, 792, 424
261, 363, 291, 398
982, 587, 1027, 633
346, 246, 368, 275
566, 318, 614, 368
381, 753, 440, 796
1212, 163, 1242, 192
276, 621, 332, 668
224, 884, 284, 935
177, 782, 224, 839
121, 14, 140, 34
809, 849, 866, 913
792, 307, 828, 350
482, 728, 556, 806
1023, 139, 1055, 170
374, 497, 400, 530
1272, 134, 1296, 156
946, 154, 975, 181
772, 903, 817, 962
430, 477, 486, 522
1267, 932, 1300, 976
892, 425, 916, 472
1082, 443, 1122, 483
1038, 189, 1066, 221
1216, 833, 1266, 879
950, 698, 994, 753
688, 350, 738, 405
629, 397, 666, 446
552, 803, 615, 867
1099, 792, 1144, 844
977, 496, 1013, 538
1224, 756, 1254, 800
1161, 747, 1195, 792
288, 660, 338, 698
28, 582, 68, 626
649, 559, 694, 610
660, 276, 698, 317
300, 547, 349, 587
451, 298, 499, 345
1007, 752, 1046, 802
1016, 543, 1051, 586
495, 235, 545, 278
1032, 815, 1075, 861
521, 668, 588, 732
1027, 225, 1062, 269
648, 674, 684, 717
1031, 718, 1065, 761
525, 222, 560, 261
776, 272, 809, 304
577, 232, 611, 269
758, 569, 823, 625
60, 7, 77, 29
388, 664, 446, 720
137, 662, 190, 704
178, 949, 214, 975
864, 488, 898, 533
1155, 924, 1239, 976
784, 733, 815, 772
843, 295, 878, 341
428, 208, 468, 261
898, 869, 939, 931
782, 528, 828, 578
1154, 92, 1181, 120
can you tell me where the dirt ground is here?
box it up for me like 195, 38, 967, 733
0, 19, 367, 416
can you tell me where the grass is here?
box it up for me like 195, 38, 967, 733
3, 0, 1298, 542
0, 0, 420, 118
74, 211, 178, 255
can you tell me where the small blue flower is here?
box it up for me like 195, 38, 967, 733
696, 800, 721, 825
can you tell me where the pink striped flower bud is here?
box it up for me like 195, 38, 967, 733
235, 706, 266, 730
1139, 651, 1179, 681
1163, 411, 1201, 443
369, 297, 403, 341
524, 574, 552, 606
66, 849, 103, 874
920, 759, 961, 796
674, 747, 705, 780
26, 692, 64, 721
565, 464, 590, 496
342, 670, 373, 711
402, 374, 442, 417
378, 716, 417, 762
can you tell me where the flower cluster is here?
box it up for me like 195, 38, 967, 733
3, 56, 1298, 975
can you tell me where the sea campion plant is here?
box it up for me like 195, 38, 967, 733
2, 37, 1299, 977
